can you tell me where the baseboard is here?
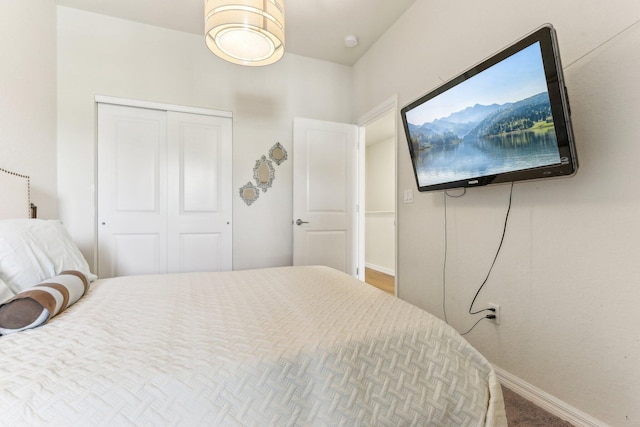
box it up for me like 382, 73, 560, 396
493, 365, 608, 427
364, 263, 395, 277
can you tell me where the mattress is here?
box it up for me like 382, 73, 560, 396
0, 266, 506, 426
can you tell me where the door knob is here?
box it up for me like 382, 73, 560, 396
295, 219, 309, 226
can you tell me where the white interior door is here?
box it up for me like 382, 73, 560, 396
293, 117, 359, 275
98, 103, 233, 278
167, 112, 232, 273
97, 104, 168, 278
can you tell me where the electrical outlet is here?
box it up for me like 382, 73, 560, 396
488, 303, 500, 325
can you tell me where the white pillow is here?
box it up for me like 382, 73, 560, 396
0, 219, 97, 294
0, 277, 14, 304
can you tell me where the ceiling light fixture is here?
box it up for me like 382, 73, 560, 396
205, 0, 285, 66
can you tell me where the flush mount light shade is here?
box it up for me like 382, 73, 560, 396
205, 0, 285, 66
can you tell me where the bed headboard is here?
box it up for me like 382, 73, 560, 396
0, 168, 34, 219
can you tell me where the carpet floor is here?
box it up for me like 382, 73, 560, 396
364, 269, 574, 425
502, 386, 574, 426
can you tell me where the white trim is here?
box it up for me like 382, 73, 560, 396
494, 365, 609, 427
357, 95, 398, 126
357, 125, 366, 282
365, 263, 395, 277
365, 210, 395, 216
357, 95, 399, 296
94, 95, 232, 118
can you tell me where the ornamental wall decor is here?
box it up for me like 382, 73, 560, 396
239, 142, 287, 206
253, 155, 275, 192
239, 181, 259, 206
268, 142, 287, 165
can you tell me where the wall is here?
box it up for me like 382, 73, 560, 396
56, 7, 353, 271
0, 0, 58, 218
365, 137, 395, 274
353, 0, 640, 425
13, 2, 639, 423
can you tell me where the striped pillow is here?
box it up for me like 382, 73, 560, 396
0, 271, 88, 335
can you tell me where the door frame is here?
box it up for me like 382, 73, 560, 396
357, 95, 398, 294
94, 95, 232, 118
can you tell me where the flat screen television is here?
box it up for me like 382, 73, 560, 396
401, 24, 578, 192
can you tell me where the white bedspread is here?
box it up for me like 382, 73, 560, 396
0, 266, 506, 426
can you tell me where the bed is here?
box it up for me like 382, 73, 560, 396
0, 168, 507, 426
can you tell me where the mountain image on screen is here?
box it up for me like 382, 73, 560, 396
408, 92, 553, 152
401, 27, 578, 191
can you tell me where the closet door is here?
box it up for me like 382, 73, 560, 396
167, 112, 232, 273
97, 104, 168, 278
97, 103, 233, 278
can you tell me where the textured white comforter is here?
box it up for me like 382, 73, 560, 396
0, 266, 506, 426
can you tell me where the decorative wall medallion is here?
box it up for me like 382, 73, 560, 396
253, 155, 275, 192
268, 142, 287, 165
239, 182, 259, 206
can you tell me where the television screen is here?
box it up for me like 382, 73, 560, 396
401, 25, 578, 192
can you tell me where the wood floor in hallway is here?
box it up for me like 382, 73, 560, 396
364, 268, 395, 295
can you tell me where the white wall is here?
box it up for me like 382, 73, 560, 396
365, 137, 395, 274
10, 2, 639, 424
0, 1, 57, 218
353, 1, 640, 425
56, 7, 354, 272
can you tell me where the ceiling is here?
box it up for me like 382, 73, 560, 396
55, 0, 417, 66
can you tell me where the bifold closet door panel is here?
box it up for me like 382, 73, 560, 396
167, 111, 232, 273
97, 104, 168, 278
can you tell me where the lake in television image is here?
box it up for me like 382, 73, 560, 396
405, 42, 562, 187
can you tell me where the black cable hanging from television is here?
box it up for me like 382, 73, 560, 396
468, 182, 513, 316
442, 182, 514, 334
